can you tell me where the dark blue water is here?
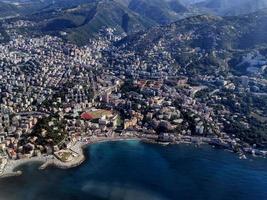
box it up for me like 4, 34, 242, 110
0, 141, 267, 200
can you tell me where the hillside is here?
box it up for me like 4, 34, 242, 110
127, 0, 188, 24
25, 0, 155, 45
0, 0, 98, 18
4, 0, 267, 46
115, 11, 267, 74
0, 0, 194, 45
118, 11, 267, 51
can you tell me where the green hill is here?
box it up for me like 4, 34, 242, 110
128, 0, 188, 24
30, 0, 155, 45
0, 0, 192, 45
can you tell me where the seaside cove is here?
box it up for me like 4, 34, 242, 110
0, 140, 267, 200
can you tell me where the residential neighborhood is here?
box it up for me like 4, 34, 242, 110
1, 18, 267, 177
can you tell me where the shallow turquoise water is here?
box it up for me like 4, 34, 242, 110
0, 141, 267, 200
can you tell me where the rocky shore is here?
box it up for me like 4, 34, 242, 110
0, 135, 266, 179
0, 136, 144, 179
0, 156, 49, 178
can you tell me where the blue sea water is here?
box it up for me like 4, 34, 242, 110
0, 140, 267, 200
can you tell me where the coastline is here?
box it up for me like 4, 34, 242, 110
0, 135, 266, 179
0, 137, 145, 179
0, 156, 50, 178
39, 137, 143, 170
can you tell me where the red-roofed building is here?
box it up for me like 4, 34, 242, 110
81, 112, 94, 120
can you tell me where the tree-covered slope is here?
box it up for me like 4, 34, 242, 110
128, 0, 188, 24
25, 0, 155, 45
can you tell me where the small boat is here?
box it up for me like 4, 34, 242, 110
158, 142, 170, 146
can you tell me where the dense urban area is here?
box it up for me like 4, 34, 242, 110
1, 6, 267, 175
